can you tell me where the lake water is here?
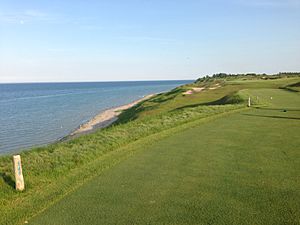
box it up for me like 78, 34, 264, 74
0, 80, 191, 154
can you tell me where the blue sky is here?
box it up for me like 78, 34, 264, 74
0, 0, 300, 82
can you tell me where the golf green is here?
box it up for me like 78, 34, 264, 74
30, 89, 300, 225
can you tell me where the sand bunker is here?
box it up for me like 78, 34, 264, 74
183, 87, 205, 95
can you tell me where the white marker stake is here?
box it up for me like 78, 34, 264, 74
248, 97, 251, 107
13, 155, 25, 191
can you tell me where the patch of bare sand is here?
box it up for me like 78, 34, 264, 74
71, 94, 154, 136
183, 87, 205, 95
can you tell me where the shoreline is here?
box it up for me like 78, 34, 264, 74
66, 94, 155, 139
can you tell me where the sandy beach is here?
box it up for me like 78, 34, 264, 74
70, 94, 154, 136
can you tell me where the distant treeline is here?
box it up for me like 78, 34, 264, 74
195, 72, 300, 83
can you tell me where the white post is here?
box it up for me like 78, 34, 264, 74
13, 155, 25, 191
248, 97, 251, 107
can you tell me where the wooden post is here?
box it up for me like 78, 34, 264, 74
13, 155, 25, 191
248, 97, 251, 107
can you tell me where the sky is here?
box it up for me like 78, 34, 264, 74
0, 0, 300, 83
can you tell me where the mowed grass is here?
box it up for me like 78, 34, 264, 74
30, 89, 300, 224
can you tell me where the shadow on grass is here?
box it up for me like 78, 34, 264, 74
116, 88, 185, 125
241, 113, 300, 120
255, 107, 300, 112
149, 95, 176, 104
170, 99, 227, 112
0, 172, 15, 188
171, 93, 243, 112
171, 102, 212, 112
280, 81, 300, 92
280, 87, 299, 93
148, 88, 183, 104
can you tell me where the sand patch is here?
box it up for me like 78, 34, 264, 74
71, 94, 154, 136
192, 87, 205, 92
183, 87, 205, 95
183, 90, 193, 95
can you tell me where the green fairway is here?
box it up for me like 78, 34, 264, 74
30, 89, 300, 225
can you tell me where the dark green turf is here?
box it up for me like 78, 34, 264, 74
30, 89, 300, 225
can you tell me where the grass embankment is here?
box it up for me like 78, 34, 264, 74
31, 87, 300, 224
284, 82, 300, 92
0, 75, 299, 224
117, 76, 299, 122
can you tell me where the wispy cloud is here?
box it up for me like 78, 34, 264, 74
0, 9, 58, 25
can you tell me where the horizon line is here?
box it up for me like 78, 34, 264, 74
0, 79, 195, 85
